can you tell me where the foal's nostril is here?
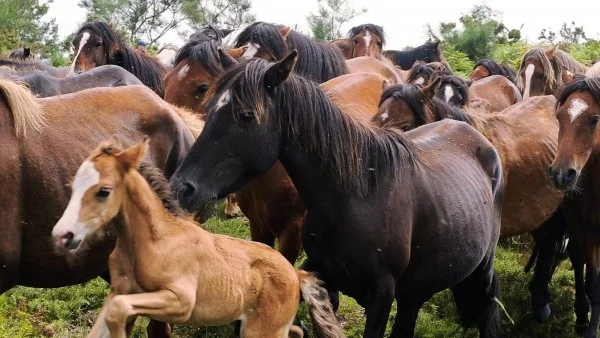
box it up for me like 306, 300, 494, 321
565, 168, 578, 184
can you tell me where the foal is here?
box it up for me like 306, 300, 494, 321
51, 138, 343, 338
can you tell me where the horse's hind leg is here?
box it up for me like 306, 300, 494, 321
389, 296, 430, 338
570, 237, 589, 334
528, 208, 568, 322
277, 217, 303, 264
451, 255, 501, 338
362, 274, 395, 338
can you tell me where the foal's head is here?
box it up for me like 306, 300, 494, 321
52, 138, 150, 252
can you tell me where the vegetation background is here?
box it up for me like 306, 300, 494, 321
0, 0, 596, 337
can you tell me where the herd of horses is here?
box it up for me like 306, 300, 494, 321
2, 20, 600, 338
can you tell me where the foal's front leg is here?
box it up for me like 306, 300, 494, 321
104, 289, 195, 338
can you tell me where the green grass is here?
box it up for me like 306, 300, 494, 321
0, 207, 580, 337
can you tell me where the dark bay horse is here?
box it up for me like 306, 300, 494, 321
437, 75, 522, 113
549, 76, 600, 337
70, 21, 168, 97
1, 65, 142, 97
372, 81, 567, 321
517, 45, 586, 99
171, 51, 504, 338
470, 59, 517, 85
0, 81, 194, 336
383, 40, 445, 70
234, 21, 348, 83
405, 60, 453, 85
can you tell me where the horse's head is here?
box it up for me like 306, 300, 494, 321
518, 46, 572, 99
550, 76, 600, 190
171, 51, 299, 214
332, 38, 353, 59
436, 76, 470, 108
52, 137, 149, 253
70, 22, 119, 74
235, 22, 291, 61
372, 78, 441, 131
470, 64, 490, 81
347, 24, 385, 59
163, 40, 238, 114
407, 60, 451, 86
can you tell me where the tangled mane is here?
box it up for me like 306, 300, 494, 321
76, 22, 168, 97
379, 83, 474, 127
0, 78, 44, 137
174, 40, 223, 77
474, 59, 517, 84
517, 46, 587, 94
209, 58, 418, 196
406, 61, 453, 84
347, 24, 386, 46
438, 75, 471, 108
383, 41, 443, 70
97, 142, 186, 217
556, 75, 600, 110
234, 22, 348, 83
586, 61, 600, 78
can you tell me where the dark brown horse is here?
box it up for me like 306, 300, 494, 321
517, 45, 586, 99
383, 41, 446, 70
0, 81, 194, 336
70, 21, 168, 97
549, 76, 600, 337
343, 24, 386, 59
405, 60, 453, 85
171, 51, 504, 338
470, 59, 517, 85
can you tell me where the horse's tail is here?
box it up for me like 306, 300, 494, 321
296, 270, 345, 338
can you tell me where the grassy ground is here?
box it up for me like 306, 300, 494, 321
0, 206, 579, 338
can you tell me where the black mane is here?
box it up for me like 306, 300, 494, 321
138, 162, 186, 217
347, 24, 386, 46
234, 22, 348, 83
174, 40, 223, 77
474, 59, 517, 85
438, 75, 471, 108
406, 61, 453, 84
383, 41, 442, 70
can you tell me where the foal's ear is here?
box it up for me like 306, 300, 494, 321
421, 76, 442, 99
279, 26, 292, 40
264, 49, 298, 92
381, 79, 393, 92
218, 48, 239, 69
118, 136, 149, 170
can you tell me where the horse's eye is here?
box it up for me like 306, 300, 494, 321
95, 41, 102, 47
96, 187, 112, 200
400, 124, 413, 132
196, 84, 209, 94
239, 111, 254, 123
591, 115, 600, 126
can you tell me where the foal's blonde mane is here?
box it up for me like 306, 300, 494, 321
0, 78, 44, 137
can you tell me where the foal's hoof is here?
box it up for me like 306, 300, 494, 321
533, 304, 551, 322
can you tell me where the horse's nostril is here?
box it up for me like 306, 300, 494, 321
62, 231, 75, 249
179, 182, 197, 200
566, 168, 577, 182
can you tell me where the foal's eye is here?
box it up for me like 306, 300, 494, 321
96, 187, 112, 200
591, 115, 600, 126
239, 111, 254, 122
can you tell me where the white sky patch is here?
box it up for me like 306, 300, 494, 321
444, 84, 454, 102
67, 31, 89, 76
363, 30, 372, 56
522, 63, 535, 99
52, 160, 99, 239
242, 43, 261, 59
568, 98, 588, 123
215, 90, 231, 110
177, 64, 190, 81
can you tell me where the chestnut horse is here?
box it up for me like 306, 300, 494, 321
549, 76, 600, 337
0, 81, 194, 336
470, 59, 518, 85
170, 51, 504, 338
372, 81, 567, 321
51, 138, 343, 338
70, 21, 168, 97
436, 75, 522, 113
517, 45, 586, 99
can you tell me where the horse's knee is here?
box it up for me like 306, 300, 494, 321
105, 295, 132, 330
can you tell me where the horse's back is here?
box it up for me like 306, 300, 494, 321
321, 72, 387, 122
469, 75, 522, 112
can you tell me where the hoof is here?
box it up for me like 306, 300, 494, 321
533, 303, 551, 322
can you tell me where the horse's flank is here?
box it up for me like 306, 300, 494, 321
0, 78, 44, 137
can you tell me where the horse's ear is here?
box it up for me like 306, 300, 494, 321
264, 49, 298, 91
279, 26, 292, 40
225, 46, 246, 60
221, 28, 234, 38
381, 79, 393, 92
421, 76, 442, 98
117, 136, 149, 170
546, 44, 559, 57
23, 48, 31, 58
411, 60, 421, 69
432, 40, 440, 48
218, 48, 239, 70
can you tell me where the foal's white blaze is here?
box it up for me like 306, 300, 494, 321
52, 160, 100, 242
568, 98, 588, 123
444, 84, 455, 103
363, 31, 372, 56
242, 43, 261, 59
413, 77, 424, 85
67, 32, 90, 76
215, 90, 231, 110
177, 64, 190, 81
522, 63, 535, 99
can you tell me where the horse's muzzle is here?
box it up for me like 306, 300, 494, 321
548, 165, 578, 190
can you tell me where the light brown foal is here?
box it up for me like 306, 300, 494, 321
51, 138, 344, 338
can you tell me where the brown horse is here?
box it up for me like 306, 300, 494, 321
469, 59, 517, 85
437, 75, 522, 113
70, 21, 168, 97
0, 81, 194, 336
372, 81, 567, 321
343, 24, 386, 59
405, 60, 453, 85
345, 56, 404, 84
51, 138, 343, 338
549, 76, 600, 337
517, 45, 586, 99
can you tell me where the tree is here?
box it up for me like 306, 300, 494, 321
560, 22, 586, 44
181, 0, 255, 31
306, 0, 367, 42
538, 28, 556, 44
0, 0, 59, 55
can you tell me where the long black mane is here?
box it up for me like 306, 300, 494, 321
406, 60, 453, 84
234, 22, 348, 83
383, 41, 442, 70
174, 39, 223, 77
474, 59, 517, 85
556, 75, 600, 108
210, 58, 417, 196
76, 21, 167, 97
347, 24, 386, 46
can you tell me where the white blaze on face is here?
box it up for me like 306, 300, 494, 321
380, 110, 389, 121
67, 32, 90, 77
52, 160, 100, 242
214, 90, 231, 110
413, 77, 424, 85
242, 43, 261, 60
177, 64, 190, 81
444, 85, 454, 103
363, 31, 372, 56
523, 63, 535, 99
568, 98, 588, 123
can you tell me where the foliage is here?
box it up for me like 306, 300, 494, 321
0, 0, 59, 56
181, 0, 255, 32
441, 43, 475, 78
491, 41, 531, 71
306, 0, 367, 42
565, 40, 600, 66
540, 22, 587, 45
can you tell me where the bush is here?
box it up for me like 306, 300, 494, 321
492, 41, 531, 71
565, 40, 600, 66
442, 43, 475, 78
